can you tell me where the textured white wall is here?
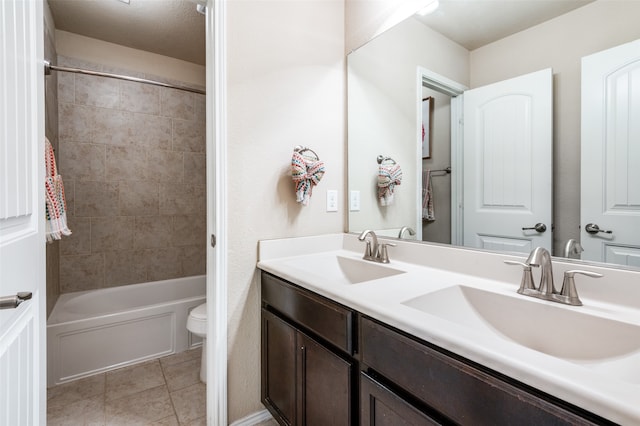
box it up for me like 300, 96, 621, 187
470, 0, 640, 256
55, 30, 205, 87
226, 0, 345, 421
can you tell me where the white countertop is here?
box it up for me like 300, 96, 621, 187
257, 233, 640, 425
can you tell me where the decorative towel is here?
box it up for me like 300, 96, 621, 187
377, 163, 402, 206
291, 150, 325, 206
422, 169, 435, 221
45, 138, 72, 242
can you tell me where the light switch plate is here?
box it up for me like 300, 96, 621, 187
350, 190, 360, 211
326, 190, 338, 212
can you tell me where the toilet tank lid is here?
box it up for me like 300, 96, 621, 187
190, 303, 207, 320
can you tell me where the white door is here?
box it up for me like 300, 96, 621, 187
463, 69, 553, 254
0, 0, 46, 424
581, 39, 640, 266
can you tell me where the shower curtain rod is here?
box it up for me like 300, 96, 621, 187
43, 60, 206, 95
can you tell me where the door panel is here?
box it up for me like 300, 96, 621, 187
463, 69, 553, 253
581, 39, 640, 264
0, 0, 46, 423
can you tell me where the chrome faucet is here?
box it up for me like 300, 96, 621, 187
358, 230, 379, 261
505, 246, 603, 306
358, 230, 395, 263
525, 247, 556, 296
398, 226, 415, 239
563, 239, 584, 259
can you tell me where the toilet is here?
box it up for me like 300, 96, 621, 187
187, 303, 207, 383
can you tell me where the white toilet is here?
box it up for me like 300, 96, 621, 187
187, 303, 207, 383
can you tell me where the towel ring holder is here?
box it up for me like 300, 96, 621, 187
377, 155, 396, 165
294, 145, 320, 161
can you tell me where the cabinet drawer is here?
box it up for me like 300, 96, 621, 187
361, 372, 440, 426
360, 316, 605, 426
262, 272, 354, 354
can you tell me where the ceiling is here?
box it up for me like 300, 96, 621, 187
47, 0, 594, 67
48, 0, 206, 65
416, 0, 595, 50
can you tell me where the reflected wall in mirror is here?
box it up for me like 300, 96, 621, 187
347, 0, 640, 269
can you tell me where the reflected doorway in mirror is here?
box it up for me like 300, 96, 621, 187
422, 96, 434, 159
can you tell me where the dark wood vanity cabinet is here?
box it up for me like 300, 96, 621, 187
261, 271, 615, 426
359, 317, 614, 426
261, 273, 355, 425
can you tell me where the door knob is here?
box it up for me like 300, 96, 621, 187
585, 223, 613, 235
0, 292, 32, 310
522, 223, 547, 233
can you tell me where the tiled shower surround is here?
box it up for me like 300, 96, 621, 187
57, 56, 206, 293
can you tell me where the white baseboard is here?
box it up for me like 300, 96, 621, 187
229, 409, 274, 426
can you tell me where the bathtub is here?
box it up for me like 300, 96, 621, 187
47, 275, 206, 386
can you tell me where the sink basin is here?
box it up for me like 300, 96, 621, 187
281, 254, 405, 285
403, 285, 640, 361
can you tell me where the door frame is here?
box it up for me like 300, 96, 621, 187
415, 67, 466, 243
203, 0, 228, 424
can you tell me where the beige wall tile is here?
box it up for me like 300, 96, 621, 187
159, 183, 201, 215
145, 247, 183, 281
172, 215, 205, 247
106, 146, 148, 181
57, 59, 206, 294
136, 114, 172, 150
57, 72, 74, 105
195, 94, 206, 122
104, 250, 147, 287
93, 108, 136, 146
147, 150, 184, 183
60, 253, 104, 292
118, 181, 159, 216
63, 179, 75, 216
180, 245, 206, 277
120, 81, 160, 114
59, 103, 93, 142
59, 141, 106, 181
75, 181, 119, 217
134, 216, 174, 249
75, 74, 119, 108
59, 216, 90, 256
183, 153, 205, 186
160, 88, 194, 120
172, 119, 205, 152
91, 216, 134, 252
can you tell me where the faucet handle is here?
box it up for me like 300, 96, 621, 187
378, 242, 396, 264
559, 270, 603, 306
504, 260, 536, 294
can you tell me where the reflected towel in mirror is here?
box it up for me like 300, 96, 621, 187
378, 163, 402, 206
422, 170, 435, 221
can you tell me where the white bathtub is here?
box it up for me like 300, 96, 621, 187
47, 275, 206, 386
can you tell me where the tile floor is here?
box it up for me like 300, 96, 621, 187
47, 348, 206, 426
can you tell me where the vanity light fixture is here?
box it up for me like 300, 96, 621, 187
116, 0, 130, 4
417, 0, 439, 16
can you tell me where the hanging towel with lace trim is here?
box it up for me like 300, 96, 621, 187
45, 138, 72, 242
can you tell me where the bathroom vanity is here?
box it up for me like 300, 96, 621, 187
258, 234, 640, 425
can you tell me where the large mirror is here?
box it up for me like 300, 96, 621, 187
347, 0, 640, 269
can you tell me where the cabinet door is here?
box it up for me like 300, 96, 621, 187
262, 309, 297, 425
361, 373, 440, 426
298, 332, 352, 426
